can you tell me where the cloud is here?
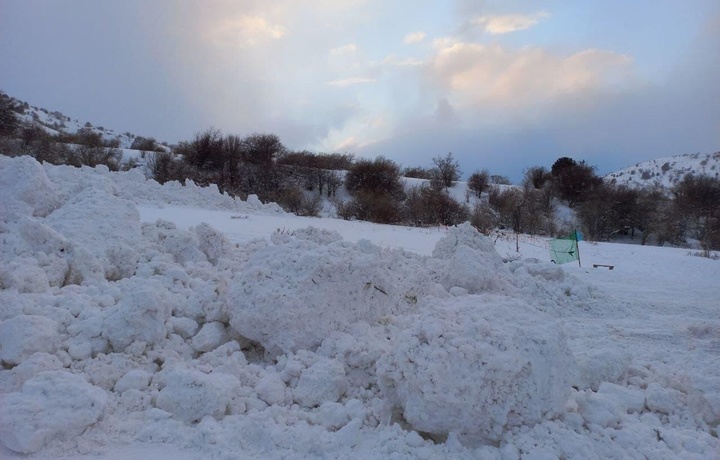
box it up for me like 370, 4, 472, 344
207, 16, 286, 47
403, 32, 426, 44
382, 55, 424, 67
330, 44, 357, 55
429, 41, 634, 109
472, 12, 548, 35
327, 77, 377, 87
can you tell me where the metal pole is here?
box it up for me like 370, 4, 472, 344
575, 229, 581, 268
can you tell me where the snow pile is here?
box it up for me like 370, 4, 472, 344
429, 223, 512, 294
377, 297, 577, 445
39, 159, 285, 214
1, 156, 718, 459
223, 228, 432, 354
0, 156, 60, 217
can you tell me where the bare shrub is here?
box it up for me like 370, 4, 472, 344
403, 166, 434, 179
345, 156, 403, 197
181, 128, 224, 171
130, 136, 160, 152
298, 194, 323, 217
148, 151, 189, 184
404, 184, 468, 226
470, 202, 497, 234
467, 170, 490, 197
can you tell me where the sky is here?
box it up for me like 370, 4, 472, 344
1, 0, 719, 181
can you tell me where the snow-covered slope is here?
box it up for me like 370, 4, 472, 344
7, 94, 162, 149
605, 151, 720, 189
1, 155, 719, 459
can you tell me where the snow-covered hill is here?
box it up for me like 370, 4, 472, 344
6, 94, 163, 149
1, 155, 719, 459
605, 151, 720, 189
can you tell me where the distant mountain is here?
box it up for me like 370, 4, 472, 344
6, 93, 165, 149
605, 152, 720, 189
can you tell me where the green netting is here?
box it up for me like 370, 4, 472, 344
549, 237, 579, 264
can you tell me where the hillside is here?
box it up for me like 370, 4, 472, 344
5, 93, 164, 150
6, 92, 720, 191
605, 151, 720, 189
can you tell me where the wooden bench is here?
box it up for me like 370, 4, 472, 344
593, 264, 614, 270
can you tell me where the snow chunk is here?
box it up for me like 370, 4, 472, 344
377, 297, 578, 444
430, 223, 511, 294
169, 317, 199, 339
0, 257, 50, 293
194, 223, 234, 265
3, 217, 105, 287
645, 382, 686, 415
293, 358, 347, 408
155, 369, 236, 422
103, 289, 170, 352
318, 401, 351, 430
575, 347, 632, 391
0, 370, 106, 454
114, 369, 152, 393
0, 352, 64, 393
0, 155, 60, 217
0, 315, 60, 365
44, 188, 143, 281
191, 322, 229, 352
574, 391, 624, 428
597, 382, 645, 414
148, 220, 208, 265
255, 373, 287, 406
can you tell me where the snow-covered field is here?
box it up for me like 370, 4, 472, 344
1, 156, 719, 459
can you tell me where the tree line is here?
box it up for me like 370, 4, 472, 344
1, 91, 718, 251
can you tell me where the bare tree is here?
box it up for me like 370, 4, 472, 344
431, 152, 462, 188
673, 174, 720, 251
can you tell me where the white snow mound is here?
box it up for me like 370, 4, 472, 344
430, 223, 512, 294
0, 155, 60, 217
377, 297, 578, 445
223, 233, 430, 354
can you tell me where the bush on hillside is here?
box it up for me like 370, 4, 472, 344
403, 166, 434, 180
467, 170, 490, 197
404, 184, 468, 226
0, 91, 19, 137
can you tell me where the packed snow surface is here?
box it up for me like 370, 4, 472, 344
1, 156, 719, 459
